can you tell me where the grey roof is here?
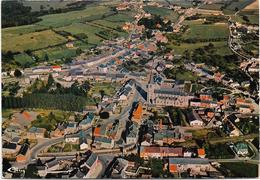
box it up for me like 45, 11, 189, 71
169, 158, 209, 165
11, 137, 20, 143
18, 143, 29, 155
3, 142, 17, 150
85, 153, 98, 167
45, 158, 59, 168
154, 88, 187, 96
94, 136, 112, 144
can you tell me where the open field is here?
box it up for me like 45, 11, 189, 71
36, 5, 111, 28
183, 21, 229, 40
2, 29, 67, 52
225, 0, 256, 11
167, 41, 232, 55
143, 5, 172, 17
244, 0, 258, 9
13, 53, 34, 66
2, 24, 47, 35
23, 1, 72, 12
55, 23, 104, 45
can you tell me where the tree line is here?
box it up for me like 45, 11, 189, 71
2, 93, 87, 112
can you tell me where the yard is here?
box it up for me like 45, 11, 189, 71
88, 82, 120, 97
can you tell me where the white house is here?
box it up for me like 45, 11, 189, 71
65, 134, 79, 144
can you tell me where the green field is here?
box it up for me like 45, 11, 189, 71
14, 53, 34, 66
36, 5, 111, 28
183, 21, 229, 40
2, 24, 47, 35
167, 41, 233, 55
2, 29, 66, 52
23, 1, 72, 12
143, 6, 172, 17
55, 23, 104, 44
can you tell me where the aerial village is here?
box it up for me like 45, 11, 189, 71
2, 0, 259, 179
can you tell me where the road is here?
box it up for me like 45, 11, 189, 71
209, 158, 259, 165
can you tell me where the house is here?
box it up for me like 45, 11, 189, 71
126, 123, 138, 144
169, 158, 216, 177
65, 122, 78, 135
93, 136, 114, 149
79, 130, 92, 150
234, 142, 249, 156
187, 110, 204, 127
27, 127, 46, 139
51, 123, 66, 137
16, 143, 30, 163
239, 105, 252, 114
132, 102, 143, 124
2, 142, 20, 157
79, 113, 95, 130
32, 66, 51, 73
38, 158, 60, 177
154, 126, 192, 145
147, 83, 194, 108
52, 65, 62, 72
65, 134, 79, 144
197, 148, 206, 158
140, 146, 183, 159
66, 42, 74, 48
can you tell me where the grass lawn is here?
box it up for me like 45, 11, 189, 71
63, 143, 80, 152
175, 70, 198, 81
143, 6, 172, 17
37, 5, 111, 28
2, 29, 67, 52
55, 23, 104, 45
221, 162, 258, 177
14, 53, 34, 66
167, 41, 232, 55
183, 21, 229, 40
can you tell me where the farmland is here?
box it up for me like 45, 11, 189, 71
183, 20, 229, 40
143, 6, 172, 17
2, 29, 67, 52
23, 1, 72, 12
2, 3, 135, 68
36, 5, 112, 28
167, 41, 233, 55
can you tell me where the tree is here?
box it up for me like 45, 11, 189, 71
76, 48, 83, 55
44, 53, 49, 61
100, 90, 105, 101
99, 111, 109, 119
47, 74, 54, 88
149, 158, 163, 178
14, 69, 22, 77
